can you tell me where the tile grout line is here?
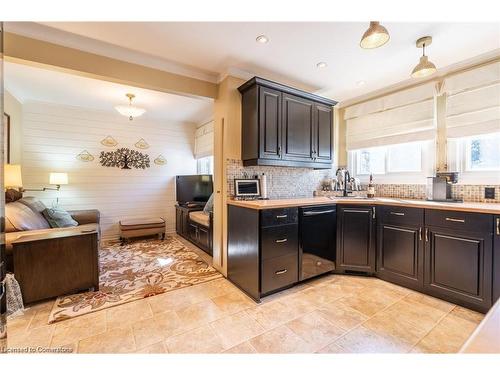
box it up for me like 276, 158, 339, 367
407, 306, 456, 353
316, 289, 414, 353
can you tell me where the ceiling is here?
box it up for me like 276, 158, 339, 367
4, 61, 213, 124
18, 22, 500, 101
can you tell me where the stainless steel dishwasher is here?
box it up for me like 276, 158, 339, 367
299, 205, 337, 281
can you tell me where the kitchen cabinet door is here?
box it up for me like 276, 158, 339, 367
424, 226, 492, 312
377, 223, 424, 291
258, 86, 282, 160
313, 103, 333, 164
336, 206, 376, 273
282, 93, 314, 162
494, 216, 500, 303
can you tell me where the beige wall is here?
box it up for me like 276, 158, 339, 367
212, 76, 244, 276
4, 90, 22, 164
21, 101, 197, 239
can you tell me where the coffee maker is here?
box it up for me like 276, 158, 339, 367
426, 172, 461, 202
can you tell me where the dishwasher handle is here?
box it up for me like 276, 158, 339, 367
302, 209, 335, 217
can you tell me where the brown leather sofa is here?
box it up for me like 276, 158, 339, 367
5, 197, 100, 271
5, 197, 100, 301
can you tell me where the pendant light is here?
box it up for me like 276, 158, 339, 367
360, 21, 390, 49
115, 93, 146, 121
411, 36, 437, 78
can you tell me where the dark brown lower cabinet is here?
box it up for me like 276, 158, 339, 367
336, 205, 376, 273
424, 226, 492, 313
227, 205, 299, 301
377, 224, 424, 291
376, 206, 424, 291
493, 216, 500, 303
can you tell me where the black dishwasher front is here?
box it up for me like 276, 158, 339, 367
299, 205, 337, 281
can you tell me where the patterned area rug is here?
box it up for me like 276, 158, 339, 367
48, 236, 222, 324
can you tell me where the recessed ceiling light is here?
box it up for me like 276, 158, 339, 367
356, 80, 366, 86
256, 35, 269, 44
316, 62, 328, 69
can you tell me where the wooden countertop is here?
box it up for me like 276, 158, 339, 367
228, 196, 500, 214
460, 298, 500, 353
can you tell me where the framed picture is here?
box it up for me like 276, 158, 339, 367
3, 112, 10, 164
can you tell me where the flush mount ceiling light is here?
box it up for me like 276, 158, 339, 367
356, 80, 366, 86
115, 93, 146, 121
316, 62, 328, 69
360, 21, 390, 49
411, 36, 437, 79
256, 35, 269, 44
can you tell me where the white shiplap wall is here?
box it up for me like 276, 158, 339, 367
21, 101, 198, 239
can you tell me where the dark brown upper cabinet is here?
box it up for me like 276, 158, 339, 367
239, 77, 337, 169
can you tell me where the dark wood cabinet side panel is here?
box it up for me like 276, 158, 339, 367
241, 85, 259, 161
227, 205, 260, 301
315, 104, 333, 162
494, 216, 500, 302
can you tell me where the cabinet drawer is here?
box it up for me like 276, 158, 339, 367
425, 209, 492, 233
379, 205, 424, 226
261, 224, 298, 260
261, 207, 298, 227
261, 254, 298, 294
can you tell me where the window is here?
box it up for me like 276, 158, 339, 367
356, 147, 385, 175
448, 132, 500, 184
465, 133, 500, 171
196, 156, 213, 175
387, 142, 422, 173
349, 141, 433, 183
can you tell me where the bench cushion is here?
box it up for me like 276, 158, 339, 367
189, 211, 210, 227
119, 217, 165, 239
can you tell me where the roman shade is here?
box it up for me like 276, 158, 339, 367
444, 61, 500, 138
194, 121, 214, 159
344, 82, 436, 150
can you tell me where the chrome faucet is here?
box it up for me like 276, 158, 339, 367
335, 168, 352, 197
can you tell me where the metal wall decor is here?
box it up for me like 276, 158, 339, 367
101, 135, 118, 147
76, 150, 95, 162
134, 138, 150, 149
100, 147, 150, 169
154, 154, 167, 165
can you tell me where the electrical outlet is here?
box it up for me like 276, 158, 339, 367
484, 187, 495, 199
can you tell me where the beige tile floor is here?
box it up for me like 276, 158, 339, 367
6, 236, 484, 354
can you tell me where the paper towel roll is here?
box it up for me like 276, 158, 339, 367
260, 173, 268, 199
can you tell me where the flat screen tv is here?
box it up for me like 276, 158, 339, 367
176, 175, 213, 205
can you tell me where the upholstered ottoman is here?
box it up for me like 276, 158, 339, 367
119, 217, 166, 244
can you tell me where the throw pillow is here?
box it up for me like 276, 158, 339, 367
203, 193, 214, 214
42, 207, 78, 228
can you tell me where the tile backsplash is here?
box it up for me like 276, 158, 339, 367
226, 159, 500, 203
226, 159, 332, 199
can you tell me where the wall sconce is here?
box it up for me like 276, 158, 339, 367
4, 165, 68, 192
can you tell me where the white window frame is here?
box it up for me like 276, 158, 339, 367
349, 141, 435, 184
447, 134, 500, 185
196, 156, 214, 175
